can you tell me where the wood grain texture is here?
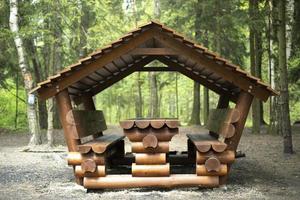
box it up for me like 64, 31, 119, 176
131, 142, 169, 153
75, 165, 106, 177
196, 164, 227, 176
135, 153, 166, 165
67, 152, 105, 165
77, 134, 125, 154
66, 110, 107, 139
83, 174, 219, 189
196, 150, 235, 164
132, 163, 170, 177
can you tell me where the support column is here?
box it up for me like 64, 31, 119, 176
217, 95, 230, 109
56, 89, 80, 152
81, 93, 96, 110
225, 91, 253, 151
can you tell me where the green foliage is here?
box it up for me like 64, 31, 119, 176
1, 0, 299, 130
0, 80, 27, 130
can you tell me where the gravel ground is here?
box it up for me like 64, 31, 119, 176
0, 126, 299, 200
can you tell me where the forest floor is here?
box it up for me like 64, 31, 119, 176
0, 125, 299, 200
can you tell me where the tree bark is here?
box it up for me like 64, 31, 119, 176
149, 72, 159, 118
189, 82, 201, 125
9, 0, 42, 145
277, 0, 293, 153
249, 0, 264, 134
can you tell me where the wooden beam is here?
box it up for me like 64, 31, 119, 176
89, 56, 156, 96
157, 56, 238, 102
37, 28, 158, 100
55, 89, 80, 152
138, 67, 176, 71
130, 48, 177, 55
153, 31, 271, 101
225, 91, 253, 151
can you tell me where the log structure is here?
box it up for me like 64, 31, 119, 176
120, 119, 178, 177
31, 21, 277, 189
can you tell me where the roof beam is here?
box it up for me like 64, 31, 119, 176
156, 56, 238, 102
138, 67, 176, 71
130, 48, 178, 55
35, 28, 158, 100
85, 56, 156, 96
153, 31, 270, 101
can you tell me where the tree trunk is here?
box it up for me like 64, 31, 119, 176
47, 98, 54, 146
249, 0, 263, 134
149, 72, 159, 118
277, 0, 293, 153
189, 82, 201, 125
26, 40, 48, 129
9, 0, 42, 145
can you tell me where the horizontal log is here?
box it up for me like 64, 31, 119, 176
132, 163, 170, 177
130, 48, 178, 55
67, 152, 105, 165
83, 174, 219, 189
81, 159, 96, 173
196, 151, 235, 164
142, 134, 158, 149
196, 164, 227, 176
135, 153, 166, 165
205, 157, 221, 172
75, 165, 106, 177
132, 142, 169, 153
124, 127, 178, 142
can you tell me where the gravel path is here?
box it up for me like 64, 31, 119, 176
0, 126, 299, 200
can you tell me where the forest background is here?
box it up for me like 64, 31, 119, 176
0, 0, 299, 152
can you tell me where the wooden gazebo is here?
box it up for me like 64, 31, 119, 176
31, 21, 277, 189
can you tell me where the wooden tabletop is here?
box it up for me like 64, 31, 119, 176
120, 118, 180, 129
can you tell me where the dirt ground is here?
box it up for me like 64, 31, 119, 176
0, 126, 299, 200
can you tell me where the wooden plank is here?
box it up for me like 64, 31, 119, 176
206, 108, 240, 138
83, 174, 219, 189
37, 28, 158, 100
88, 56, 155, 96
124, 127, 178, 142
77, 134, 125, 154
186, 134, 227, 153
130, 48, 178, 55
153, 31, 271, 101
156, 56, 238, 102
138, 67, 176, 71
66, 110, 107, 139
132, 163, 170, 177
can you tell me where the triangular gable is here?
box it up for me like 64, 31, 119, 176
31, 21, 277, 102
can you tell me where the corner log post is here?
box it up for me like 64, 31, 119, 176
56, 89, 83, 185
220, 91, 253, 184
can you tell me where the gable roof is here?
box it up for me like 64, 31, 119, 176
31, 21, 278, 102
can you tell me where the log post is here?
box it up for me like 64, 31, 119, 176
81, 93, 96, 110
225, 91, 253, 151
55, 89, 80, 152
55, 89, 82, 185
217, 95, 230, 109
220, 91, 253, 185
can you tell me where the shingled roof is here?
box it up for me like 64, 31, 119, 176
31, 21, 278, 102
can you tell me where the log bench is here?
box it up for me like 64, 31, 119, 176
66, 110, 124, 183
187, 108, 239, 179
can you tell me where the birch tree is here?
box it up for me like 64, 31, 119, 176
9, 0, 41, 146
